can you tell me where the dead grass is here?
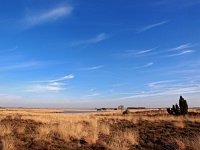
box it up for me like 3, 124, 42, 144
108, 129, 138, 150
0, 123, 13, 137
0, 108, 199, 149
2, 136, 16, 150
187, 136, 200, 150
173, 121, 185, 128
36, 125, 52, 140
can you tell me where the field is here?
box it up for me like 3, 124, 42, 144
0, 108, 200, 150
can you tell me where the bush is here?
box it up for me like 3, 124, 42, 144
179, 96, 188, 115
122, 109, 130, 115
167, 96, 188, 115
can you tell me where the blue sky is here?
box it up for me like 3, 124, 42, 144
0, 0, 200, 108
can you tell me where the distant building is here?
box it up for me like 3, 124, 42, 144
118, 105, 124, 110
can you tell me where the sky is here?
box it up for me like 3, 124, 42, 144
0, 0, 200, 108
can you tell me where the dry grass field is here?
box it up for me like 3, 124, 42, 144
0, 108, 200, 150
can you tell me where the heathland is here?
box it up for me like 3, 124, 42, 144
0, 108, 200, 150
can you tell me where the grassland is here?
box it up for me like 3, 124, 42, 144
0, 108, 200, 150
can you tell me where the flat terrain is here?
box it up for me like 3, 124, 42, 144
0, 108, 200, 150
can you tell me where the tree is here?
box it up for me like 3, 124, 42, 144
175, 103, 180, 115
167, 96, 188, 115
179, 96, 188, 115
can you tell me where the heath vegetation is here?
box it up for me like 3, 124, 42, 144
0, 107, 199, 149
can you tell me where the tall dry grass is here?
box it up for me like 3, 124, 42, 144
107, 129, 138, 150
0, 117, 16, 150
1, 136, 16, 150
187, 136, 200, 150
0, 108, 199, 149
0, 124, 13, 137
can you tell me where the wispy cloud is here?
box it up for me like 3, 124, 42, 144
81, 65, 104, 71
50, 74, 74, 82
124, 48, 154, 57
24, 5, 73, 27
168, 50, 194, 57
135, 62, 154, 69
136, 49, 153, 54
0, 46, 18, 53
33, 74, 75, 83
72, 33, 109, 47
138, 20, 169, 32
148, 80, 176, 87
144, 62, 154, 67
84, 92, 100, 97
27, 82, 65, 93
82, 88, 101, 98
168, 43, 194, 51
121, 85, 200, 99
27, 74, 74, 93
0, 61, 39, 71
121, 77, 200, 100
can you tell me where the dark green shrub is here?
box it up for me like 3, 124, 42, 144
179, 96, 188, 115
167, 96, 188, 115
122, 109, 130, 115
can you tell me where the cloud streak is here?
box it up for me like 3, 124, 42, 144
0, 46, 18, 54
0, 61, 39, 71
138, 20, 169, 32
27, 74, 74, 93
121, 85, 200, 99
148, 80, 175, 87
121, 77, 200, 100
27, 82, 65, 93
72, 33, 109, 47
84, 92, 100, 97
25, 5, 73, 27
135, 62, 154, 69
168, 43, 194, 51
50, 74, 74, 82
81, 65, 104, 71
124, 48, 154, 57
168, 50, 194, 57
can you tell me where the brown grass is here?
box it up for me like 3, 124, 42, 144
2, 136, 16, 150
0, 108, 199, 149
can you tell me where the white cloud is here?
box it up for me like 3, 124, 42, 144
121, 77, 200, 100
25, 5, 73, 27
27, 82, 65, 93
82, 88, 101, 98
168, 43, 194, 51
50, 74, 74, 82
81, 65, 104, 71
138, 20, 169, 32
124, 48, 154, 57
84, 92, 100, 97
72, 33, 109, 47
27, 74, 74, 93
0, 61, 39, 71
32, 74, 74, 83
168, 50, 194, 56
142, 62, 154, 68
135, 62, 154, 69
120, 85, 200, 100
148, 80, 175, 87
136, 49, 153, 54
